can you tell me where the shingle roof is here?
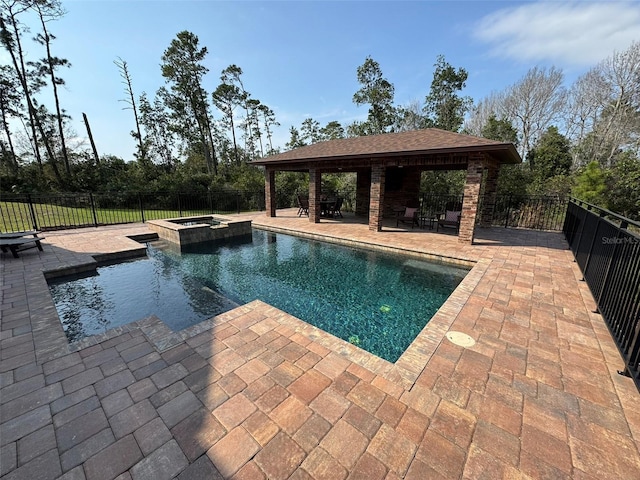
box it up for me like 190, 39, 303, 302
252, 128, 521, 165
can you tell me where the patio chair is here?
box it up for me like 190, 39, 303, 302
297, 195, 309, 217
396, 206, 419, 229
331, 197, 343, 218
436, 202, 462, 233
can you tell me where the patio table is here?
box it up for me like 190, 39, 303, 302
421, 215, 437, 230
0, 233, 45, 258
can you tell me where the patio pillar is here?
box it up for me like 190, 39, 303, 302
309, 168, 321, 223
459, 153, 485, 244
480, 160, 500, 227
369, 163, 385, 231
265, 167, 276, 217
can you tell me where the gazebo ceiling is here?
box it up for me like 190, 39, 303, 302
252, 128, 522, 170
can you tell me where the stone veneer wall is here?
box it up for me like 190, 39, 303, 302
356, 167, 421, 222
147, 216, 252, 246
309, 169, 321, 223
382, 167, 421, 217
369, 164, 385, 231
459, 154, 484, 244
265, 168, 276, 217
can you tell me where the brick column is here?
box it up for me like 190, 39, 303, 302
309, 169, 321, 223
265, 168, 276, 217
480, 160, 500, 227
459, 154, 484, 244
369, 164, 385, 231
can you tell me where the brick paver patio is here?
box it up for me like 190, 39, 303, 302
1, 210, 638, 479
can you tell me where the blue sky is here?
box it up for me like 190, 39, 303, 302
7, 0, 640, 160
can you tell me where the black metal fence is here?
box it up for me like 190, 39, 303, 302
419, 193, 568, 230
1, 190, 571, 233
0, 190, 265, 232
491, 195, 567, 230
420, 193, 464, 218
563, 198, 640, 391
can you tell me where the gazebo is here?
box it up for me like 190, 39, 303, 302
252, 128, 521, 244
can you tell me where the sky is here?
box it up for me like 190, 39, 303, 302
5, 0, 640, 161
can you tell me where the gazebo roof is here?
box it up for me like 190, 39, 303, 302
252, 128, 521, 166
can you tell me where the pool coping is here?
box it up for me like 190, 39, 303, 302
38, 226, 487, 390
253, 224, 476, 269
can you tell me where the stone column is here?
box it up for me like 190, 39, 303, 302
369, 163, 385, 231
459, 154, 485, 244
309, 169, 321, 223
265, 168, 276, 217
480, 160, 500, 227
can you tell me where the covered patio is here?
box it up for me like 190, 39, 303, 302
252, 128, 522, 244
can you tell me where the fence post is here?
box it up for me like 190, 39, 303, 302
208, 190, 213, 213
505, 195, 512, 228
139, 194, 145, 223
237, 192, 241, 214
178, 193, 182, 217
27, 194, 38, 231
572, 201, 590, 264
582, 210, 607, 280
89, 193, 99, 227
562, 199, 571, 236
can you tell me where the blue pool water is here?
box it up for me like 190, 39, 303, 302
49, 230, 468, 362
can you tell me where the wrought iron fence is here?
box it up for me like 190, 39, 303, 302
0, 190, 265, 232
491, 195, 567, 230
418, 193, 568, 230
2, 189, 571, 233
563, 198, 640, 391
420, 194, 464, 218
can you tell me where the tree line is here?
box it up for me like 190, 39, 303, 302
283, 47, 639, 220
1, 1, 638, 219
1, 1, 279, 195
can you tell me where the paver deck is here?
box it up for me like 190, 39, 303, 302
1, 210, 638, 479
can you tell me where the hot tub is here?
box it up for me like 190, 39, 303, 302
147, 215, 251, 247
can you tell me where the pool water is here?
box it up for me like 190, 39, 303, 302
170, 218, 220, 226
49, 230, 468, 362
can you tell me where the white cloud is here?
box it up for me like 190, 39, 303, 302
0, 50, 12, 65
474, 1, 640, 66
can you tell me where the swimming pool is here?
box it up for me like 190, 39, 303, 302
49, 230, 469, 362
